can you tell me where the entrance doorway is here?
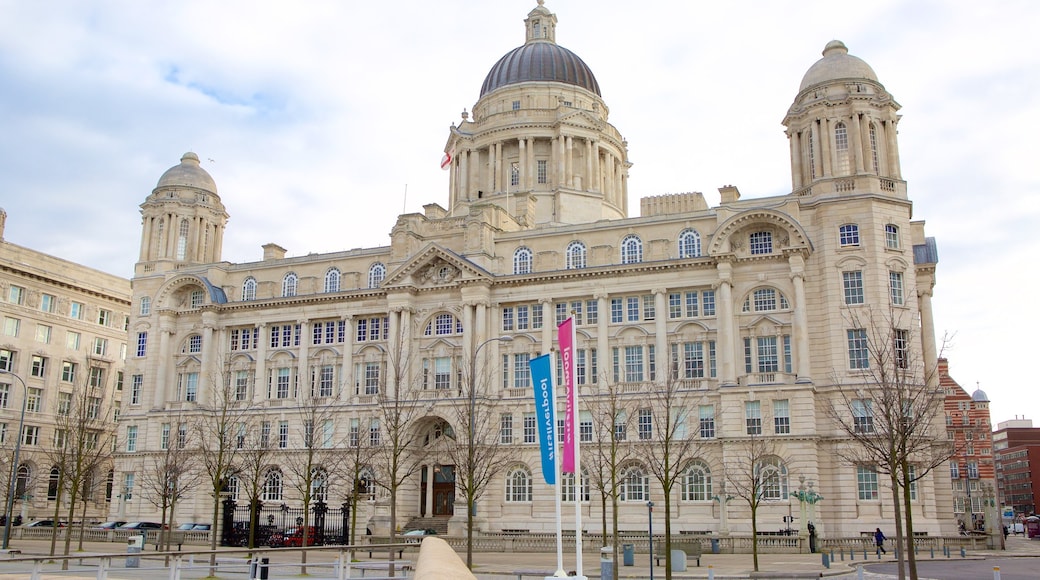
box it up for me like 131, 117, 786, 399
421, 464, 455, 516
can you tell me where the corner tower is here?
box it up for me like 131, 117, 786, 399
443, 1, 630, 227
137, 152, 228, 273
783, 41, 904, 197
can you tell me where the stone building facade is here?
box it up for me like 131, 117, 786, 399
112, 2, 955, 538
0, 209, 129, 524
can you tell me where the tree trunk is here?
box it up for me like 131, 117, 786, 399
889, 472, 906, 580
902, 465, 919, 580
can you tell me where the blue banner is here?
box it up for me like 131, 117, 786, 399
530, 353, 556, 485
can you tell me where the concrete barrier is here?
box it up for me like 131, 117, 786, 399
414, 536, 477, 580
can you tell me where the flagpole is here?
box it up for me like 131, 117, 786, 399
551, 348, 565, 578
571, 317, 585, 579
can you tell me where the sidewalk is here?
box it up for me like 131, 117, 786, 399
0, 535, 1037, 579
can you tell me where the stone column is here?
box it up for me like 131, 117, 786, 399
820, 118, 833, 177
341, 316, 353, 401
716, 262, 736, 387
597, 293, 609, 383
585, 138, 593, 191
788, 255, 812, 383
518, 138, 527, 192
886, 118, 901, 178
565, 136, 573, 187
810, 122, 822, 180
487, 144, 496, 194
918, 285, 939, 390
297, 320, 310, 400
200, 312, 217, 402
154, 317, 174, 406
849, 112, 865, 174
789, 131, 802, 190
654, 289, 668, 386
255, 323, 268, 402
426, 464, 436, 517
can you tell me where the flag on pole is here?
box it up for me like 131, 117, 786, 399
558, 317, 577, 473
440, 147, 454, 170
529, 353, 556, 485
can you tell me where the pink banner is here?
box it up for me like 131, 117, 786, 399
558, 317, 576, 473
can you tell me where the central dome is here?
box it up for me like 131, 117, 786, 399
479, 1, 600, 98
156, 152, 217, 194
480, 42, 601, 97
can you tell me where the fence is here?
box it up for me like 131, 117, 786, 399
220, 498, 357, 547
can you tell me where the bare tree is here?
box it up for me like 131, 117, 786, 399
234, 416, 276, 549
370, 343, 424, 575
193, 356, 250, 575
637, 371, 705, 580
140, 422, 202, 556
724, 428, 786, 572
283, 386, 344, 574
584, 380, 634, 580
46, 358, 115, 563
441, 346, 518, 568
827, 307, 952, 580
340, 412, 378, 560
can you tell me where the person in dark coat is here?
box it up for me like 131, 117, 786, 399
874, 527, 887, 554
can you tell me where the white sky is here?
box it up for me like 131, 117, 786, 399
1, 0, 1037, 425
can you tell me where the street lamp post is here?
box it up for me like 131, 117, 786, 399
0, 370, 28, 551
464, 335, 512, 568
647, 500, 654, 580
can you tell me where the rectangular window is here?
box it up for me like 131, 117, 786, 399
885, 224, 900, 249
160, 423, 170, 450
140, 297, 151, 316
130, 375, 143, 405
40, 293, 56, 312
585, 300, 597, 325
66, 330, 80, 350
614, 412, 627, 441
857, 465, 879, 500
69, 301, 83, 319
623, 346, 643, 383
510, 162, 520, 186
889, 271, 905, 305
500, 414, 513, 444
369, 419, 381, 446
190, 290, 204, 308
348, 419, 359, 447
853, 399, 874, 433
98, 309, 111, 326
123, 473, 135, 501
626, 297, 639, 322
745, 400, 762, 435
637, 408, 653, 440
364, 363, 380, 395
26, 388, 42, 413
136, 332, 147, 357
88, 366, 105, 388
523, 413, 536, 443
840, 224, 860, 247
642, 295, 655, 321
235, 370, 250, 400
610, 298, 623, 323
749, 231, 773, 254
502, 307, 514, 331
92, 337, 108, 356
30, 355, 46, 378
537, 159, 548, 184
512, 353, 531, 388
7, 286, 24, 304
180, 372, 199, 401
757, 336, 779, 373
967, 462, 979, 479
278, 421, 289, 448
22, 425, 40, 446
276, 368, 291, 398
894, 328, 910, 369
0, 350, 12, 373
699, 405, 715, 439
126, 425, 138, 452
702, 291, 716, 316
668, 293, 682, 319
580, 410, 593, 443
847, 329, 869, 369
843, 271, 864, 305
35, 324, 51, 343
774, 399, 790, 434
61, 361, 77, 383
3, 318, 18, 338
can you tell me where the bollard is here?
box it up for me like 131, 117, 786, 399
830, 549, 835, 563
993, 565, 1001, 580
821, 553, 830, 569
864, 549, 868, 560
707, 564, 714, 580
850, 549, 854, 561
857, 564, 864, 580
930, 546, 934, 559
839, 549, 844, 561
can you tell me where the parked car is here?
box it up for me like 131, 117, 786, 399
401, 528, 437, 543
177, 523, 211, 531
119, 521, 167, 530
93, 521, 127, 530
24, 520, 65, 528
269, 526, 324, 547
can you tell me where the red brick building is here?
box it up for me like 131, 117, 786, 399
994, 419, 1040, 518
941, 358, 996, 530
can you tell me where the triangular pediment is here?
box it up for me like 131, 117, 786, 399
557, 109, 603, 131
382, 243, 493, 290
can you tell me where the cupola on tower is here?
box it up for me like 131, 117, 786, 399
783, 41, 904, 197
443, 0, 630, 228
137, 152, 228, 271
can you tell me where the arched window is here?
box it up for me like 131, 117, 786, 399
48, 467, 60, 500
562, 468, 590, 502
678, 229, 701, 259
620, 235, 642, 264
566, 241, 587, 270
368, 263, 386, 288
884, 224, 900, 249
741, 287, 789, 313
869, 123, 880, 174
242, 277, 257, 301
358, 467, 376, 500
311, 467, 328, 502
839, 224, 860, 247
835, 122, 850, 175
324, 268, 341, 293
424, 313, 462, 336
513, 247, 533, 275
282, 273, 298, 297
807, 129, 816, 179
620, 466, 648, 502
681, 461, 712, 501
262, 469, 283, 501
15, 464, 31, 498
504, 467, 532, 502
176, 219, 189, 260
756, 457, 789, 501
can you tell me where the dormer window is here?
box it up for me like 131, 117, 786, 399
533, 21, 541, 38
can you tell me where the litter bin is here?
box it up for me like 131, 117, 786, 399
622, 543, 634, 566
600, 547, 613, 580
711, 538, 720, 554
126, 534, 144, 568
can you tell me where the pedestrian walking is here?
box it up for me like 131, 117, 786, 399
874, 527, 887, 555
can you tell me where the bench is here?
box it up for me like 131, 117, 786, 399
654, 540, 702, 567
514, 570, 558, 580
